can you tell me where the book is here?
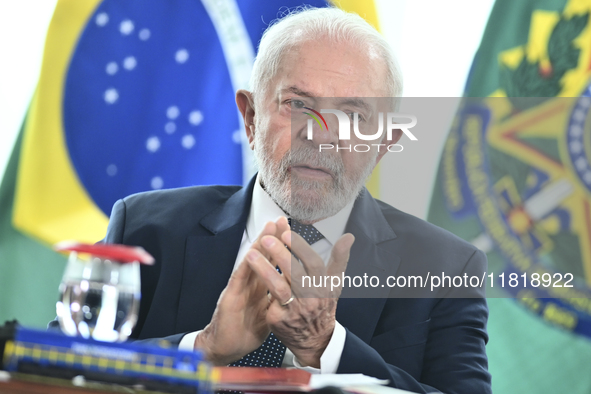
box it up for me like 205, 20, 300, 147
213, 367, 389, 392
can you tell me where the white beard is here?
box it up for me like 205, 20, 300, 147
254, 131, 377, 223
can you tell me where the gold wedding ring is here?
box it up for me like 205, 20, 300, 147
280, 296, 295, 307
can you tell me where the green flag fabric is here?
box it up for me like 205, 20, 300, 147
428, 0, 591, 392
0, 127, 67, 328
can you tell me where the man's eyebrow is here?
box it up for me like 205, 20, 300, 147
335, 98, 373, 112
279, 89, 373, 112
280, 86, 316, 97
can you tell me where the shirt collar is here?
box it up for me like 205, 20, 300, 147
246, 175, 355, 245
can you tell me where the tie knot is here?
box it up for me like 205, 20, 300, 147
288, 218, 325, 245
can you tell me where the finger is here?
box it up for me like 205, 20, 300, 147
253, 219, 289, 260
246, 249, 293, 305
225, 256, 268, 304
228, 252, 253, 284
230, 224, 286, 292
258, 221, 277, 240
251, 221, 277, 259
260, 235, 292, 284
278, 233, 309, 292
289, 254, 315, 298
327, 233, 355, 278
274, 216, 290, 238
282, 230, 325, 276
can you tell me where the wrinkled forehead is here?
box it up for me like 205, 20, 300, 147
269, 38, 391, 99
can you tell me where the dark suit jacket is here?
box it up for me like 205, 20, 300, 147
56, 177, 492, 393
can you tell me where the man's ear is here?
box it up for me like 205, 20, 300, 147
236, 89, 256, 150
374, 129, 402, 165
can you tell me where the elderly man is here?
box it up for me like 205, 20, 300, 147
98, 6, 491, 394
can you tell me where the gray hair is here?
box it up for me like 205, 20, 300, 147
249, 6, 403, 104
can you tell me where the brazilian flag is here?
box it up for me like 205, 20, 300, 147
428, 0, 591, 392
0, 0, 382, 328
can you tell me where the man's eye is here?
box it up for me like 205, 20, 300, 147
348, 112, 364, 122
290, 100, 305, 109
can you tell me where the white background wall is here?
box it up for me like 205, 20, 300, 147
0, 0, 494, 218
0, 0, 58, 176
376, 0, 494, 217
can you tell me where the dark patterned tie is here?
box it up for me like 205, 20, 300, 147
229, 219, 325, 368
288, 218, 325, 245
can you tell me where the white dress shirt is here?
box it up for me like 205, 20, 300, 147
179, 176, 354, 374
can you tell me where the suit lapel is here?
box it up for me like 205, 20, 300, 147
336, 188, 401, 342
175, 178, 256, 333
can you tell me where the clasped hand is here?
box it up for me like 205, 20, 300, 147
194, 217, 354, 368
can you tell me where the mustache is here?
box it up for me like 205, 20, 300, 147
279, 145, 344, 178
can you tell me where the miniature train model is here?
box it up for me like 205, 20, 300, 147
1, 323, 212, 394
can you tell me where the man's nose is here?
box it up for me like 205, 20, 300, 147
305, 113, 339, 147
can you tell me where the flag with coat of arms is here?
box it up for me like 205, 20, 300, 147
428, 0, 591, 392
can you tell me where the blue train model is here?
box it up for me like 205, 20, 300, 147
1, 324, 212, 394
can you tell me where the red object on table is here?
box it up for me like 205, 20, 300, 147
214, 367, 312, 392
54, 241, 155, 265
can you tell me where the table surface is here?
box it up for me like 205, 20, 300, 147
0, 373, 415, 394
0, 373, 169, 394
